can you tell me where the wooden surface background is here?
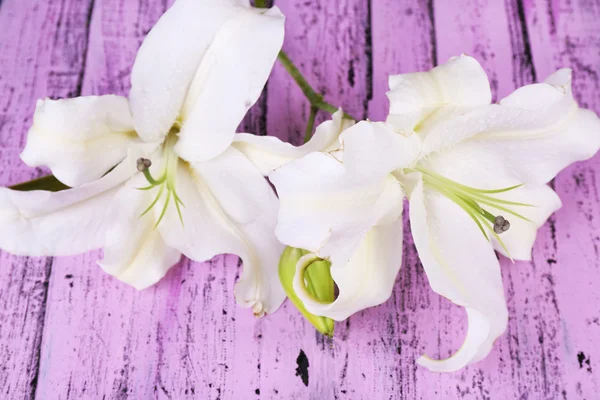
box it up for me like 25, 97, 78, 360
1, 0, 599, 399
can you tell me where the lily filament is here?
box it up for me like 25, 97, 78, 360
137, 129, 185, 228
408, 167, 533, 253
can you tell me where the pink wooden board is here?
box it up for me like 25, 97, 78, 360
0, 0, 598, 398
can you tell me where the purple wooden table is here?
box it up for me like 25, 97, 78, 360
1, 0, 599, 399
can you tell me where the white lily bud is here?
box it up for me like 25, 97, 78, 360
278, 246, 335, 337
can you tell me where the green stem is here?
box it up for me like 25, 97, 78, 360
277, 52, 320, 104
277, 52, 356, 120
256, 0, 353, 119
304, 106, 318, 144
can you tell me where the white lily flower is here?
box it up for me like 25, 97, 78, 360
270, 119, 421, 320
391, 55, 600, 371
271, 55, 600, 371
0, 0, 289, 316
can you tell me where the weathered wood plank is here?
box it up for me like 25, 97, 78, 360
267, 0, 370, 146
262, 1, 374, 398
33, 0, 336, 398
367, 2, 438, 400
32, 2, 199, 398
369, 2, 528, 399
524, 1, 600, 398
416, 1, 570, 399
407, 1, 600, 398
0, 0, 93, 398
1, 0, 598, 399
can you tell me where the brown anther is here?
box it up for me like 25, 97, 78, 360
493, 215, 510, 234
136, 158, 152, 172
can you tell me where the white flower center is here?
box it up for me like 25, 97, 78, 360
137, 126, 185, 227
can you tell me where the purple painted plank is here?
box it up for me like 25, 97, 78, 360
424, 2, 565, 398
35, 1, 314, 398
262, 0, 377, 398
0, 0, 93, 398
33, 1, 189, 397
369, 1, 435, 120
367, 2, 440, 399
267, 0, 370, 146
370, 2, 514, 399
405, 1, 600, 398
1, 0, 598, 399
524, 0, 600, 397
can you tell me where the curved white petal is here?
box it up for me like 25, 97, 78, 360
269, 121, 416, 317
175, 6, 285, 163
419, 69, 600, 182
293, 218, 403, 321
20, 96, 136, 187
489, 184, 561, 260
233, 109, 352, 175
158, 147, 285, 315
270, 149, 405, 269
130, 0, 244, 142
386, 54, 491, 133
339, 121, 421, 179
0, 152, 139, 256
98, 174, 182, 290
409, 179, 508, 372
420, 142, 563, 260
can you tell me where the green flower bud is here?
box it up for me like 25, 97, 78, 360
278, 246, 335, 337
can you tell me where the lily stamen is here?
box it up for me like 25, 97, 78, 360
137, 157, 165, 186
493, 215, 510, 234
136, 158, 151, 172
135, 130, 185, 227
405, 166, 533, 256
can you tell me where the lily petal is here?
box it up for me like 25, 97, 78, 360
419, 69, 600, 183
130, 0, 245, 142
340, 121, 421, 178
98, 174, 182, 290
489, 184, 561, 260
420, 141, 562, 260
270, 151, 405, 266
0, 152, 139, 256
20, 96, 136, 187
175, 6, 285, 163
409, 179, 508, 372
158, 147, 285, 315
233, 109, 352, 175
386, 54, 492, 133
293, 218, 403, 321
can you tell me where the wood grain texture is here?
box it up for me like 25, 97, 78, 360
0, 0, 94, 398
367, 2, 439, 400
524, 0, 600, 397
419, 1, 566, 398
267, 0, 371, 145
0, 0, 599, 399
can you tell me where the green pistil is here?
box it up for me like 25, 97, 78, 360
413, 167, 535, 257
135, 131, 185, 228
